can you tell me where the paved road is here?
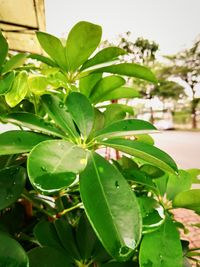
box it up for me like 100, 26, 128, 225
151, 131, 200, 169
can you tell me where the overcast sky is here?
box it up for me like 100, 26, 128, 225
45, 0, 200, 56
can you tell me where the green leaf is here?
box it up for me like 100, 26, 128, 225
173, 189, 200, 213
28, 54, 57, 67
140, 164, 165, 179
66, 92, 94, 138
92, 63, 157, 83
90, 75, 125, 103
0, 167, 26, 210
90, 108, 105, 135
28, 76, 49, 95
28, 247, 72, 267
65, 21, 102, 70
186, 168, 200, 184
0, 232, 28, 267
5, 71, 28, 107
28, 140, 87, 194
42, 94, 78, 139
0, 71, 15, 95
97, 86, 140, 102
166, 170, 192, 200
139, 217, 183, 267
2, 53, 27, 74
100, 138, 178, 174
102, 262, 133, 267
134, 134, 154, 145
95, 119, 157, 140
0, 130, 53, 155
36, 31, 67, 70
80, 152, 142, 261
81, 47, 126, 70
1, 112, 65, 138
0, 33, 8, 67
154, 174, 169, 196
79, 73, 102, 97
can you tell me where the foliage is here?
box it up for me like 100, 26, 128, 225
0, 21, 199, 267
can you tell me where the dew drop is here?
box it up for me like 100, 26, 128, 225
59, 102, 64, 108
98, 167, 104, 173
115, 181, 120, 189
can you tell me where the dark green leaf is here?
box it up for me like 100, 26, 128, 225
173, 189, 200, 213
79, 73, 102, 97
92, 63, 157, 83
65, 21, 102, 70
0, 167, 26, 210
81, 47, 126, 70
2, 53, 27, 74
100, 138, 178, 174
42, 94, 78, 139
80, 152, 142, 261
139, 217, 183, 267
95, 119, 156, 140
28, 140, 87, 194
154, 174, 169, 196
102, 262, 133, 267
28, 247, 72, 267
0, 33, 8, 67
36, 31, 67, 70
66, 92, 94, 138
0, 71, 15, 95
140, 164, 165, 179
89, 108, 105, 135
0, 130, 53, 155
0, 231, 28, 267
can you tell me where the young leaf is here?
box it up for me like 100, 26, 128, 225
173, 189, 200, 213
28, 140, 87, 194
0, 232, 28, 267
100, 138, 178, 174
0, 130, 53, 155
2, 53, 27, 74
95, 119, 157, 140
1, 112, 65, 138
139, 217, 183, 267
92, 63, 157, 83
36, 31, 67, 70
0, 71, 15, 95
42, 94, 78, 139
65, 21, 102, 70
80, 152, 142, 261
0, 32, 8, 67
66, 92, 94, 138
5, 71, 28, 107
0, 166, 26, 210
79, 73, 102, 97
81, 47, 126, 70
28, 76, 49, 95
90, 75, 125, 103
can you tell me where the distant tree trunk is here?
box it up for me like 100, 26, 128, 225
191, 99, 197, 129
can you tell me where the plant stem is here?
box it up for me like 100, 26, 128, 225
59, 203, 83, 216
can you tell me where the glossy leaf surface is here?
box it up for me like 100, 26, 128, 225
139, 217, 183, 267
80, 152, 142, 261
0, 130, 52, 155
28, 140, 87, 194
0, 231, 28, 267
95, 119, 156, 140
100, 138, 178, 174
173, 189, 200, 213
65, 21, 102, 70
92, 63, 157, 83
2, 53, 27, 74
0, 71, 15, 95
0, 32, 8, 67
28, 54, 57, 67
0, 167, 26, 210
66, 92, 94, 138
79, 73, 102, 97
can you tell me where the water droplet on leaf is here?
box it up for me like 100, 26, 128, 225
119, 246, 130, 255
115, 181, 120, 189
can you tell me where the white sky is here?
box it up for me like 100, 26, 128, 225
45, 0, 200, 56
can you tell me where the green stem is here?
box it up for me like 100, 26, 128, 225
59, 203, 83, 216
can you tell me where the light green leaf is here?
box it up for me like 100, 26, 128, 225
79, 73, 102, 97
134, 134, 154, 145
42, 94, 78, 139
2, 53, 27, 74
100, 138, 178, 174
95, 119, 157, 140
0, 130, 53, 155
92, 63, 157, 83
90, 75, 125, 103
0, 71, 15, 95
0, 32, 8, 67
36, 31, 67, 70
186, 168, 200, 184
139, 217, 183, 267
28, 140, 87, 194
81, 47, 126, 70
80, 152, 142, 261
0, 166, 26, 210
65, 21, 102, 71
28, 76, 49, 95
0, 232, 29, 267
66, 92, 94, 138
5, 71, 28, 107
173, 189, 200, 213
28, 53, 57, 67
1, 112, 65, 138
